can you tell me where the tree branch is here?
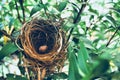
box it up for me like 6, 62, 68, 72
19, 0, 26, 23
67, 1, 87, 42
106, 27, 119, 47
15, 0, 23, 24
0, 30, 14, 41
40, 0, 49, 18
73, 2, 86, 24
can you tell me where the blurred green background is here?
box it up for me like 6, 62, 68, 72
0, 0, 120, 80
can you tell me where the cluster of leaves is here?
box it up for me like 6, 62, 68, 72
0, 0, 120, 80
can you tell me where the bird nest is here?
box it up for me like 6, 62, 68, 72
19, 19, 67, 80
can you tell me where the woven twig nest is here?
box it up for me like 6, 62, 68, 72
19, 19, 67, 80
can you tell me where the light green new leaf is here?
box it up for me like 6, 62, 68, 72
0, 43, 18, 60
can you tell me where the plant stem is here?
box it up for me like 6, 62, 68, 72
67, 1, 87, 43
40, 0, 49, 18
19, 0, 26, 23
106, 27, 119, 47
15, 0, 23, 24
73, 2, 86, 24
0, 30, 14, 41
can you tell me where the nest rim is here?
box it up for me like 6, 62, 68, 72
20, 19, 66, 63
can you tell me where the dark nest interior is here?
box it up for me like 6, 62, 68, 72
19, 19, 68, 80
30, 20, 57, 54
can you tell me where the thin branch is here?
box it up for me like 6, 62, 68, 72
66, 1, 87, 43
73, 3, 86, 24
0, 30, 14, 41
15, 0, 23, 23
109, 37, 120, 45
66, 28, 74, 43
40, 0, 49, 18
19, 0, 26, 23
106, 27, 119, 47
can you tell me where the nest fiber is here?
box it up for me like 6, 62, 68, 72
20, 19, 67, 79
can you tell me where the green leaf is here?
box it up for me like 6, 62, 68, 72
9, 1, 14, 10
0, 23, 3, 29
71, 2, 79, 12
110, 8, 120, 15
0, 43, 18, 60
0, 24, 4, 38
79, 40, 90, 61
78, 51, 88, 75
58, 2, 67, 12
68, 44, 84, 80
72, 4, 81, 23
105, 15, 116, 27
0, 32, 3, 38
6, 74, 27, 80
80, 37, 95, 50
91, 58, 109, 79
77, 40, 90, 75
34, 0, 38, 2
89, 15, 94, 21
72, 37, 79, 44
88, 6, 99, 15
30, 4, 43, 17
9, 17, 14, 28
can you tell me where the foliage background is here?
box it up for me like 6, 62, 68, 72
0, 0, 120, 80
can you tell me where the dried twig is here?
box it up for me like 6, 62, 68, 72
37, 68, 41, 80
